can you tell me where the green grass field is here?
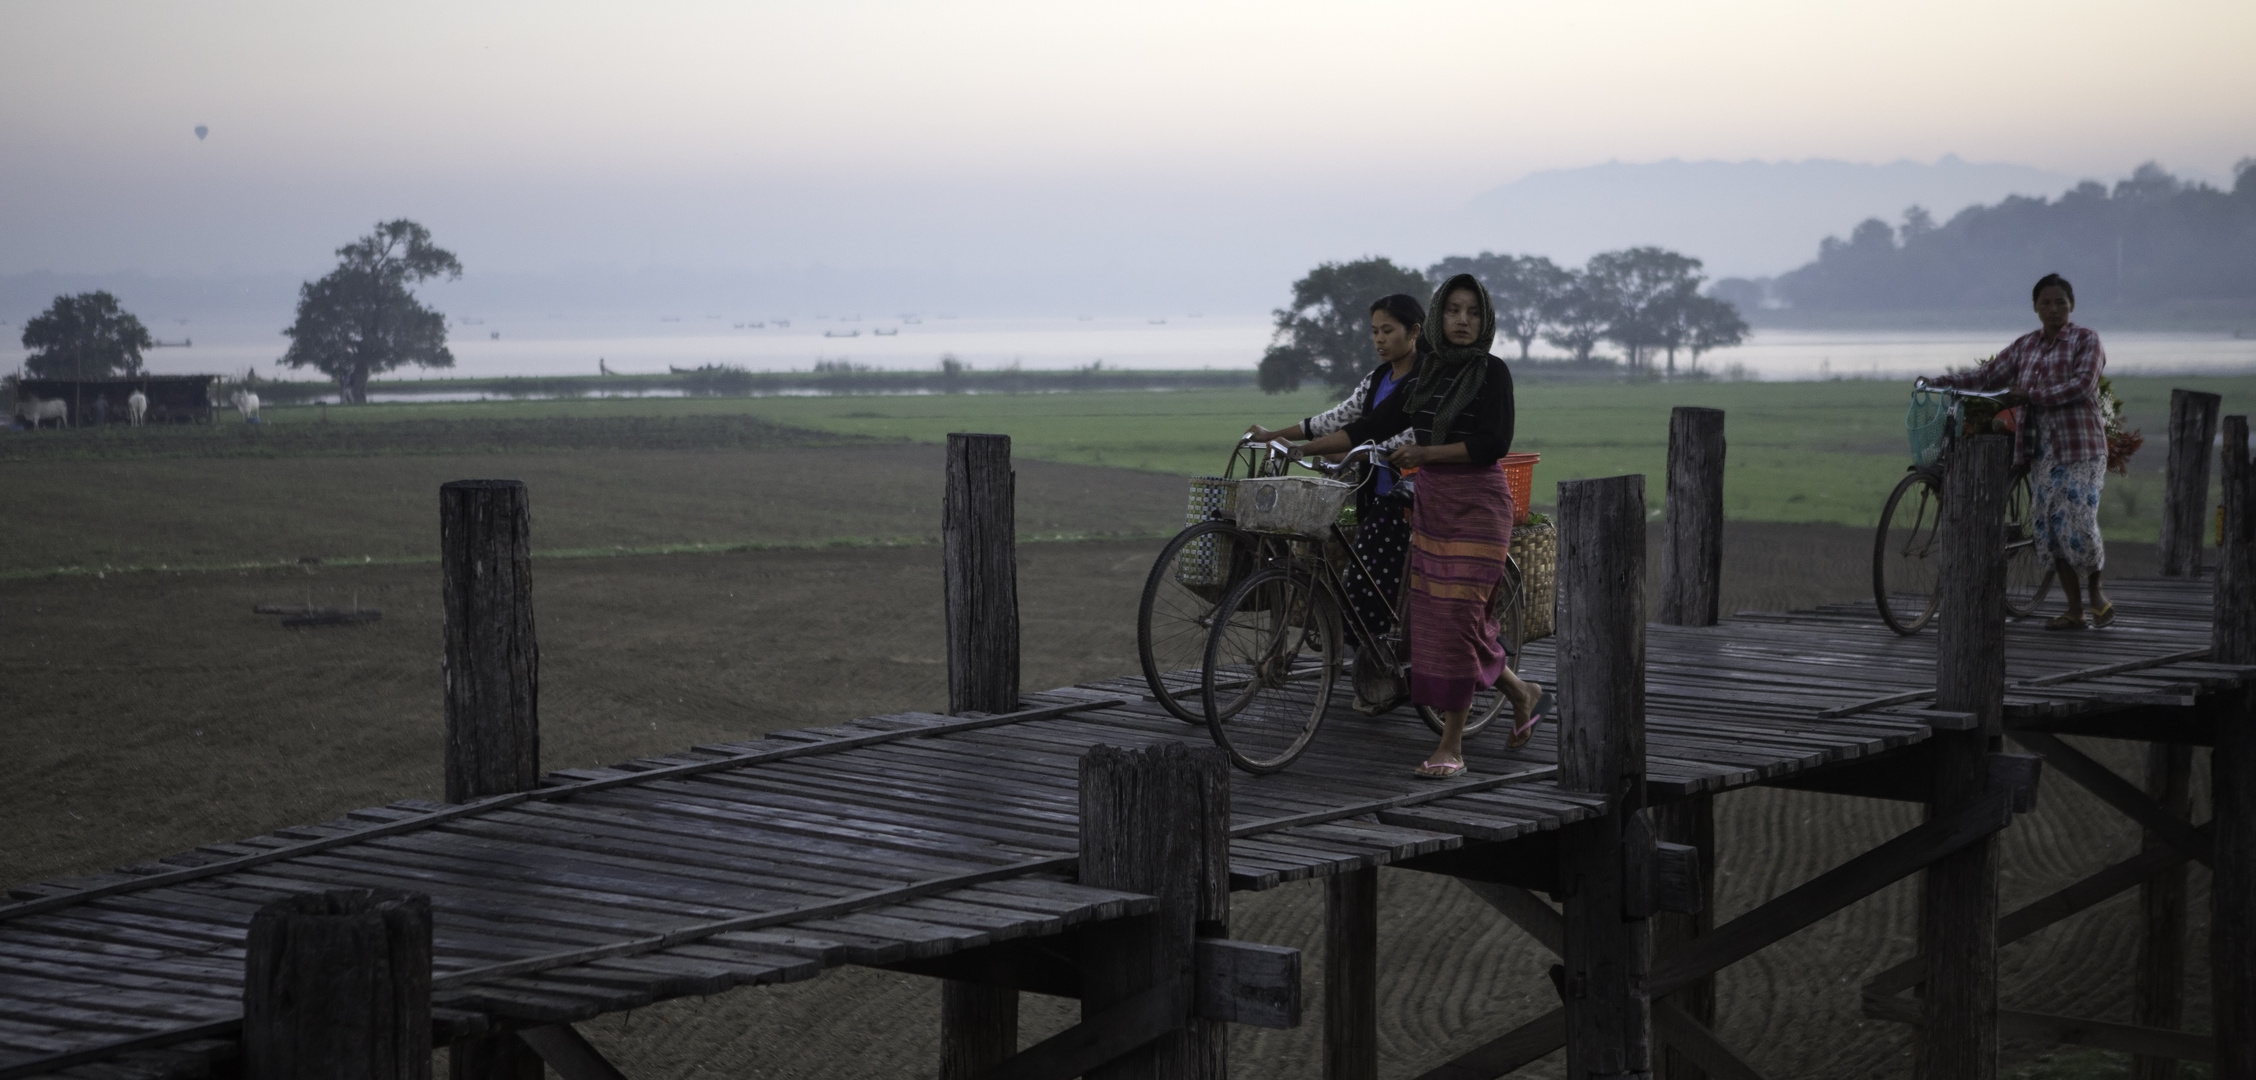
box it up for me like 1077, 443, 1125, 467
202, 373, 2256, 541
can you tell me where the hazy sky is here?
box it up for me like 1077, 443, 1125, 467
4, 0, 2252, 310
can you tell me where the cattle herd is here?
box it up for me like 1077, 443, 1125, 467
7, 388, 260, 429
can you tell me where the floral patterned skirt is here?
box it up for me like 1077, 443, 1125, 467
2030, 454, 2106, 572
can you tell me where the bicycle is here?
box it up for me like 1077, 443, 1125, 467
1872, 379, 2054, 635
1190, 442, 1529, 773
1135, 436, 1294, 723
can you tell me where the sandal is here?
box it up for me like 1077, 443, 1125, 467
2091, 602, 2115, 628
1414, 759, 1467, 780
1506, 682, 1545, 749
2045, 612, 2087, 631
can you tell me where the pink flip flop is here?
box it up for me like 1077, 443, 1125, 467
1415, 759, 1467, 780
1506, 682, 1545, 749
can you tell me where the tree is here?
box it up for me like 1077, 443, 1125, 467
1541, 273, 1614, 363
1586, 247, 1706, 372
20, 291, 153, 379
1427, 253, 1572, 361
1682, 294, 1750, 370
1258, 257, 1430, 393
281, 220, 463, 402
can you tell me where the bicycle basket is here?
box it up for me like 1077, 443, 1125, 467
1906, 390, 1949, 469
1185, 476, 1235, 524
1234, 476, 1354, 539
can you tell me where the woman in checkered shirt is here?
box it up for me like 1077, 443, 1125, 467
1925, 273, 2114, 629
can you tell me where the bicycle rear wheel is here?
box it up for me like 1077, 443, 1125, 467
1138, 520, 1254, 723
1203, 568, 1338, 774
2003, 469, 2054, 617
1874, 469, 1944, 635
1416, 556, 1522, 738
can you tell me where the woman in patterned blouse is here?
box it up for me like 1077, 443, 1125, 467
1925, 273, 2113, 629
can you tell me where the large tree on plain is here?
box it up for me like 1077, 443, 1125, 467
1428, 253, 1572, 361
1587, 247, 1706, 371
20, 291, 154, 379
1541, 273, 1614, 363
1258, 257, 1430, 393
282, 220, 462, 402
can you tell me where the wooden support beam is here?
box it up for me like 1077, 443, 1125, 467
1398, 833, 1562, 893
1555, 474, 1652, 1080
1763, 744, 1934, 802
1865, 995, 2213, 1063
1922, 432, 2009, 1080
1652, 798, 1717, 1080
1461, 881, 1564, 956
2159, 388, 2222, 576
2213, 416, 2256, 1075
969, 983, 1189, 1080
1659, 406, 1725, 628
518, 1025, 629, 1080
1652, 1002, 1765, 1080
1653, 792, 2011, 998
1325, 867, 1377, 1080
1412, 1007, 1566, 1080
2010, 732, 2212, 865
1078, 742, 1230, 1079
243, 889, 432, 1080
943, 433, 1023, 1077
1196, 938, 1300, 1029
2134, 741, 2194, 1080
439, 479, 544, 1080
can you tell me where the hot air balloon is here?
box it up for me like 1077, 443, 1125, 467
194, 125, 208, 141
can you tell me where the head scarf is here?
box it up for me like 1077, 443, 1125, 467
1408, 273, 1496, 442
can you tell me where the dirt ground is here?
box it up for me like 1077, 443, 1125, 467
0, 443, 2198, 1079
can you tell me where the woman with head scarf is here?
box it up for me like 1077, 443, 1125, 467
1288, 273, 1538, 777
1246, 293, 1428, 710
1923, 273, 2113, 628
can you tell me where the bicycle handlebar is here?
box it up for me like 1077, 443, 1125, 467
1913, 377, 2014, 401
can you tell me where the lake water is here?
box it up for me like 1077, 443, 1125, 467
121, 314, 2256, 385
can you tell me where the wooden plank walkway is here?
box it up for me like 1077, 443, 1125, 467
2, 575, 2243, 1079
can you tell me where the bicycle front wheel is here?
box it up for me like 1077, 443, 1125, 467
1874, 469, 1944, 636
2003, 469, 2055, 617
1139, 520, 1254, 723
1416, 556, 1523, 738
1203, 568, 1339, 774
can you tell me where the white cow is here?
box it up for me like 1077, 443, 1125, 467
127, 390, 148, 426
15, 397, 67, 429
231, 390, 260, 423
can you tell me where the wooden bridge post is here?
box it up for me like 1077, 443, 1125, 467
1324, 867, 1378, 1080
1079, 742, 1231, 1080
1922, 433, 2010, 1080
945, 432, 1020, 715
439, 479, 543, 1080
2212, 415, 2256, 1077
940, 433, 1023, 1077
1655, 407, 1722, 1080
1556, 474, 1651, 1080
2159, 389, 2222, 576
2133, 741, 2194, 1080
243, 888, 432, 1080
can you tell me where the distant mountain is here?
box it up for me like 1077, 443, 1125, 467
1454, 156, 2072, 278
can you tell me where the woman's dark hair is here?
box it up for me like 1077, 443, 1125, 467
2032, 273, 2076, 305
1369, 294, 1432, 353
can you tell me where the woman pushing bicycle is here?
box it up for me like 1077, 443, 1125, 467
1246, 294, 1426, 711
1287, 273, 1541, 777
1922, 273, 2114, 629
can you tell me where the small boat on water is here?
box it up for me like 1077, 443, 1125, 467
824, 329, 860, 338
1148, 318, 1167, 325
872, 327, 899, 336
773, 319, 791, 328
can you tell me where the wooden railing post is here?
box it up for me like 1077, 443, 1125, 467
1921, 433, 2009, 1080
945, 432, 1019, 715
438, 479, 542, 1080
2212, 415, 2255, 1077
1659, 406, 1725, 628
2133, 741, 2193, 1080
244, 888, 432, 1080
2159, 389, 2222, 577
940, 434, 1022, 1076
1655, 407, 1722, 1080
1556, 474, 1651, 1080
1324, 867, 1378, 1080
1079, 742, 1231, 1080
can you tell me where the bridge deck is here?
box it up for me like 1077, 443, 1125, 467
2, 575, 2242, 1079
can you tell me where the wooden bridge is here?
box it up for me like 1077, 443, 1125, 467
3, 398, 2253, 1080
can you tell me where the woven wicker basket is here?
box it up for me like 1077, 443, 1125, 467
1511, 519, 1558, 642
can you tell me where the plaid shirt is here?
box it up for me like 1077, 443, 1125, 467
1930, 322, 2107, 464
